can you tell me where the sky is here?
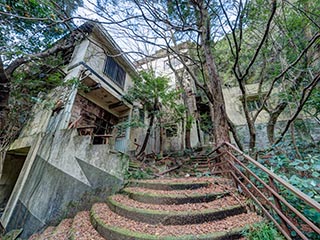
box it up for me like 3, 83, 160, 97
74, 0, 239, 62
75, 0, 162, 62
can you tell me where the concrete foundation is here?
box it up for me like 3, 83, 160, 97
1, 130, 128, 238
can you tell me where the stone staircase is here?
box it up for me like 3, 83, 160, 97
177, 156, 213, 176
28, 177, 263, 240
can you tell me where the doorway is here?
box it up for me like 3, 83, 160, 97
0, 149, 29, 218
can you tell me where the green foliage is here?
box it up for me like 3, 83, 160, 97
0, 0, 83, 58
303, 87, 320, 121
125, 70, 185, 127
0, 228, 23, 240
243, 222, 284, 240
125, 168, 153, 180
186, 115, 194, 130
199, 112, 212, 134
248, 144, 320, 237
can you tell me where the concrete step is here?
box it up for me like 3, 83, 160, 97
122, 187, 229, 205
69, 211, 104, 240
29, 226, 55, 240
27, 177, 262, 240
50, 218, 73, 239
91, 202, 262, 240
107, 194, 246, 225
128, 179, 210, 190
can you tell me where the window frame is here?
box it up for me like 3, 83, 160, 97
103, 56, 126, 89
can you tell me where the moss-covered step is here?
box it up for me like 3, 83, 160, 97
28, 226, 55, 240
69, 211, 104, 240
122, 187, 229, 205
128, 179, 210, 190
50, 218, 73, 239
107, 195, 246, 225
91, 203, 262, 240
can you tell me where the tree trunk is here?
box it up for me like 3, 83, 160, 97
136, 112, 155, 157
267, 102, 287, 144
159, 119, 163, 157
185, 126, 191, 149
199, 5, 230, 147
167, 54, 193, 149
137, 98, 159, 157
227, 116, 243, 151
290, 123, 303, 160
0, 56, 10, 133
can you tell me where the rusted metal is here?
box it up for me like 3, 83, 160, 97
229, 171, 292, 240
224, 142, 320, 211
226, 158, 308, 240
207, 144, 224, 157
227, 151, 320, 235
208, 151, 226, 162
226, 151, 320, 236
268, 176, 291, 236
208, 142, 320, 238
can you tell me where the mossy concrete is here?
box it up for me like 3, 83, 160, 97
2, 130, 128, 239
122, 188, 229, 205
107, 196, 246, 225
91, 208, 244, 240
128, 180, 210, 190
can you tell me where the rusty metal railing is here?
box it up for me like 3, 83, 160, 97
207, 142, 320, 240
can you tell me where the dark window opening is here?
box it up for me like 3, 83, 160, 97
166, 125, 178, 137
139, 109, 145, 123
240, 94, 265, 112
247, 99, 262, 112
104, 56, 126, 89
69, 94, 119, 145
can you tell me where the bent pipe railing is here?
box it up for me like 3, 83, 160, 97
207, 142, 320, 240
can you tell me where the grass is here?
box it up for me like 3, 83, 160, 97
243, 222, 285, 240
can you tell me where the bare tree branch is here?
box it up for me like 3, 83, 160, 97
274, 72, 320, 145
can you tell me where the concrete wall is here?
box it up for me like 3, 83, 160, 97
85, 34, 134, 95
135, 54, 203, 154
223, 83, 274, 125
1, 25, 136, 238
2, 130, 128, 238
234, 119, 320, 149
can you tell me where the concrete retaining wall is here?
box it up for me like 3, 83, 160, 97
2, 129, 128, 238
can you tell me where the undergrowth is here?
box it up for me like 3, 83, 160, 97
243, 222, 285, 240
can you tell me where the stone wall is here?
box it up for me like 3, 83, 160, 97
234, 119, 319, 150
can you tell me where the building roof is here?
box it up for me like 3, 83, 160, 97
78, 22, 138, 78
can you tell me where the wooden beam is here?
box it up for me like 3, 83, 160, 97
109, 101, 123, 109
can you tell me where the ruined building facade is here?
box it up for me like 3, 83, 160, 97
0, 23, 138, 238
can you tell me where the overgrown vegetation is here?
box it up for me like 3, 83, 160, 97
124, 70, 184, 158
0, 0, 319, 237
241, 137, 320, 238
243, 222, 284, 240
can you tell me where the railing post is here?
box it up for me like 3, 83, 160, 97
269, 176, 291, 237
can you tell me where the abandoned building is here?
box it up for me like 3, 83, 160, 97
1, 20, 319, 239
136, 46, 320, 150
0, 22, 139, 238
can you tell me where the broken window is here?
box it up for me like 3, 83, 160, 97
104, 56, 126, 89
166, 124, 178, 137
139, 108, 145, 123
240, 94, 264, 112
247, 99, 262, 112
69, 94, 119, 145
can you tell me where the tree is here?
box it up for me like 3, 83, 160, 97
0, 0, 83, 145
215, 0, 320, 150
126, 70, 184, 157
125, 0, 231, 147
